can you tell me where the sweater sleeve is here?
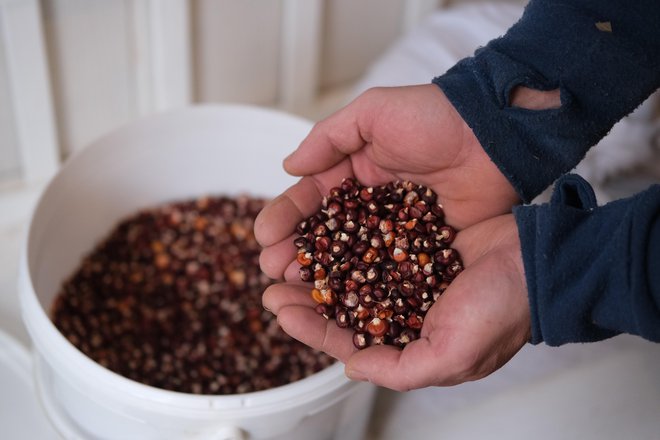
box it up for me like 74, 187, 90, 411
433, 0, 660, 202
513, 174, 660, 345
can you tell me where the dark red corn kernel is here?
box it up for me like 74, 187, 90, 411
340, 179, 356, 192
408, 205, 423, 220
400, 280, 416, 297
343, 220, 358, 233
344, 279, 358, 293
297, 252, 313, 266
406, 296, 422, 309
431, 204, 444, 218
342, 291, 359, 309
397, 261, 414, 279
358, 293, 375, 308
424, 216, 438, 230
314, 236, 332, 252
394, 329, 418, 348
355, 306, 370, 320
362, 247, 379, 264
313, 223, 328, 237
381, 260, 397, 271
353, 332, 369, 349
326, 201, 343, 217
314, 251, 332, 266
393, 298, 408, 314
366, 318, 389, 337
437, 225, 456, 244
365, 267, 379, 283
314, 267, 328, 281
299, 267, 313, 282
328, 275, 343, 292
293, 236, 311, 250
421, 187, 437, 205
356, 208, 368, 225
434, 248, 457, 266
372, 286, 387, 301
413, 200, 429, 215
351, 270, 366, 284
406, 314, 424, 330
296, 220, 310, 235
366, 201, 379, 214
315, 303, 335, 319
379, 219, 394, 234
365, 215, 380, 230
392, 248, 408, 263
444, 261, 464, 279
359, 187, 374, 202
412, 272, 425, 284
335, 309, 350, 328
389, 269, 402, 282
352, 241, 369, 256
358, 283, 373, 296
323, 290, 338, 306
344, 208, 360, 221
324, 217, 339, 232
369, 234, 385, 249
330, 240, 347, 257
371, 335, 387, 346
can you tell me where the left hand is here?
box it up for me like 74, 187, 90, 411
262, 214, 531, 390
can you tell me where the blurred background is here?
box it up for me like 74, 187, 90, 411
1, 0, 658, 438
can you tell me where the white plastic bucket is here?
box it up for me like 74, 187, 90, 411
18, 105, 376, 439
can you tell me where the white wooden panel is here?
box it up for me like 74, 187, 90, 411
193, 0, 283, 105
42, 0, 190, 156
320, 0, 405, 90
279, 0, 323, 113
0, 0, 58, 183
0, 31, 20, 182
129, 0, 191, 115
402, 0, 443, 32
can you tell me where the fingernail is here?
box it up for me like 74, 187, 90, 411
345, 365, 367, 382
283, 151, 295, 164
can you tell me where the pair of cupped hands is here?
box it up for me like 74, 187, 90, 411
254, 84, 537, 391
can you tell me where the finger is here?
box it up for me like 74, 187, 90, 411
254, 179, 321, 247
254, 160, 353, 247
258, 232, 298, 280
284, 96, 373, 177
263, 283, 356, 362
277, 305, 357, 362
283, 259, 304, 283
262, 282, 315, 315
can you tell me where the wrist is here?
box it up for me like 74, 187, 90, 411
509, 85, 561, 110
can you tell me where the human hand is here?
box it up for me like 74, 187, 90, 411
262, 214, 531, 390
255, 85, 518, 261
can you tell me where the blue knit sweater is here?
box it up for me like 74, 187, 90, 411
433, 0, 660, 345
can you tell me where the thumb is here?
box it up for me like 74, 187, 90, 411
284, 99, 372, 176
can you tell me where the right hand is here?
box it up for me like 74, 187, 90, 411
256, 84, 519, 280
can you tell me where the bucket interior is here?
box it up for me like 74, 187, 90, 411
27, 105, 305, 313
